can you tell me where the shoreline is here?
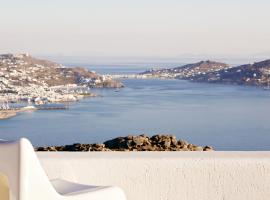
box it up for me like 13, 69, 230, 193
0, 91, 100, 120
112, 74, 270, 89
0, 106, 38, 120
0, 54, 124, 119
0, 110, 18, 119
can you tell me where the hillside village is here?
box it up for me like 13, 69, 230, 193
141, 61, 232, 79
0, 54, 124, 105
141, 60, 270, 87
193, 60, 270, 86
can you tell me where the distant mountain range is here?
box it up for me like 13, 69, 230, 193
141, 60, 270, 87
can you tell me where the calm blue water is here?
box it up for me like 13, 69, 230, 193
0, 65, 270, 150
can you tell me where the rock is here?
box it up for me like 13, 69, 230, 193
132, 135, 145, 146
104, 135, 151, 150
180, 144, 188, 151
187, 144, 194, 150
192, 146, 204, 151
104, 137, 128, 149
48, 146, 57, 151
36, 134, 214, 152
150, 134, 161, 143
126, 135, 133, 140
150, 134, 174, 149
162, 140, 171, 149
170, 135, 178, 146
141, 145, 156, 151
88, 144, 111, 151
35, 147, 46, 151
203, 146, 214, 151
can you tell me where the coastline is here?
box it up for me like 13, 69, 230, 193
0, 106, 38, 120
0, 54, 124, 119
0, 110, 17, 119
0, 92, 103, 120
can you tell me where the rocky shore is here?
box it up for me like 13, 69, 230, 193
36, 134, 214, 151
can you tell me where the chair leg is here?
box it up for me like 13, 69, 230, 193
0, 173, 9, 200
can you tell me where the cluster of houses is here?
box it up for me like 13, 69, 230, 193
140, 60, 270, 87
0, 54, 109, 105
142, 61, 232, 79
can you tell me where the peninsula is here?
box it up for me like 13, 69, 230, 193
140, 60, 270, 87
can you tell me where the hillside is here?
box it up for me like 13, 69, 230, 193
193, 60, 270, 86
141, 60, 230, 79
0, 54, 123, 87
0, 54, 124, 104
141, 60, 270, 87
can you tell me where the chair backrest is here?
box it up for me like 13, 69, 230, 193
0, 138, 59, 200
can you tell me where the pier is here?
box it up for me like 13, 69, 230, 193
37, 106, 68, 110
0, 105, 68, 120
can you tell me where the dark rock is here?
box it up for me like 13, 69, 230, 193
104, 137, 128, 149
203, 146, 214, 151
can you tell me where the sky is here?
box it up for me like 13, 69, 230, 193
0, 0, 269, 63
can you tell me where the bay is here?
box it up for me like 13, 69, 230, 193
0, 65, 269, 150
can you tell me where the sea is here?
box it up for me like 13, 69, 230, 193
0, 64, 270, 150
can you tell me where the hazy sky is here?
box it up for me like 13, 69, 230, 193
0, 0, 269, 62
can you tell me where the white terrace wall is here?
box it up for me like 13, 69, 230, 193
38, 152, 270, 200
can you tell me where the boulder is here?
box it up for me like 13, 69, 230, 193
203, 146, 214, 151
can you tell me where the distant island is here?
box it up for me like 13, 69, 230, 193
140, 60, 270, 87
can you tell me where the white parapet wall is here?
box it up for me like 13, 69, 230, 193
38, 152, 270, 200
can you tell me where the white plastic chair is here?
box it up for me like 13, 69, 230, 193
0, 138, 126, 200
